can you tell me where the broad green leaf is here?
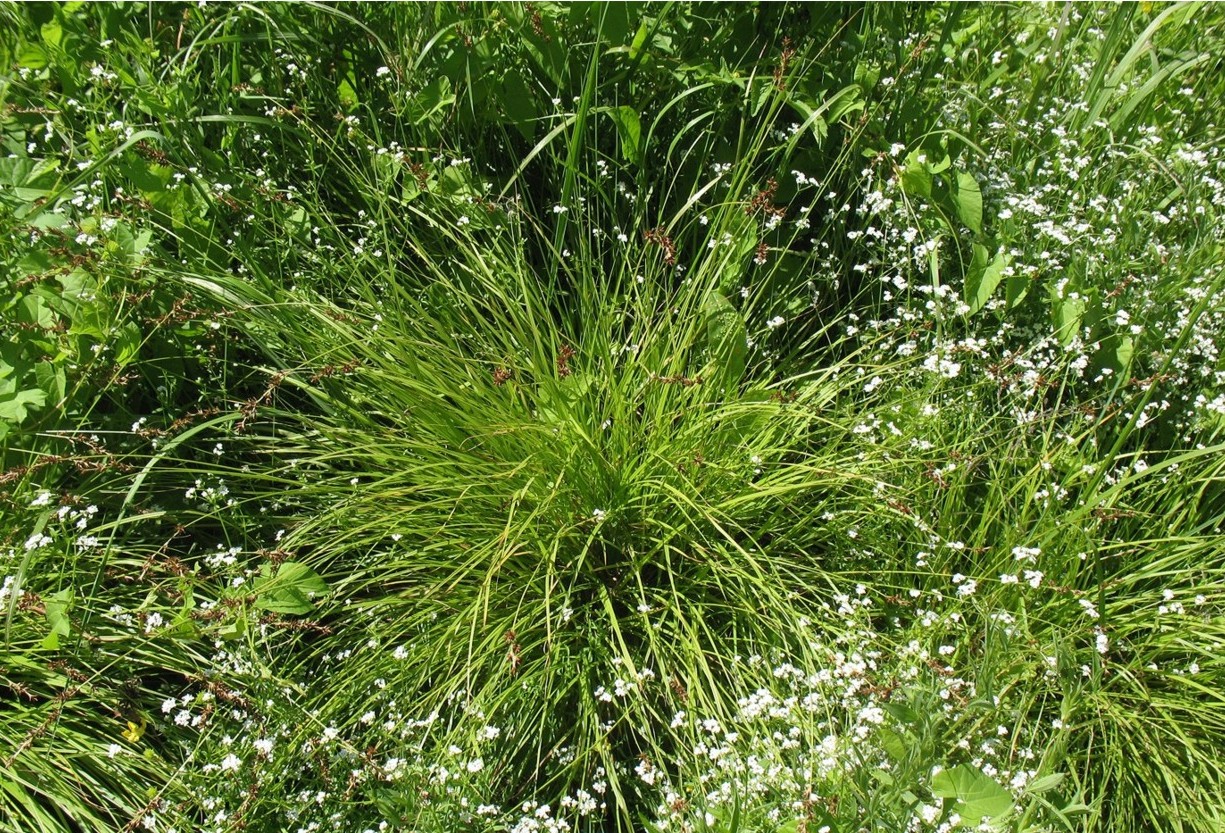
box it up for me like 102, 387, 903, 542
218, 617, 247, 640
1006, 270, 1030, 308
337, 77, 360, 109
253, 561, 330, 615
18, 250, 53, 275
883, 702, 921, 725
29, 210, 70, 230
1096, 333, 1134, 378
627, 18, 650, 60
901, 151, 933, 198
0, 343, 20, 382
17, 294, 56, 330
0, 388, 47, 423
114, 321, 143, 367
255, 587, 315, 615
597, 2, 635, 45
501, 72, 538, 141
34, 362, 66, 410
714, 214, 759, 296
878, 727, 909, 762
954, 170, 983, 234
43, 588, 73, 650
1023, 773, 1066, 795
409, 76, 455, 126
267, 560, 329, 595
854, 60, 881, 89
932, 764, 1014, 825
964, 243, 1007, 315
1054, 294, 1087, 346
169, 587, 200, 639
608, 106, 642, 166
703, 291, 747, 390
40, 20, 63, 48
117, 158, 172, 194
16, 44, 48, 69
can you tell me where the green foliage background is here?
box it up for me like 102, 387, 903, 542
2, 3, 1224, 832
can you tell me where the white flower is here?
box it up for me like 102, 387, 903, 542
1012, 546, 1041, 562
220, 753, 242, 772
24, 533, 53, 551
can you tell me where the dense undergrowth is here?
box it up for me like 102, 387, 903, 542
2, 3, 1224, 832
